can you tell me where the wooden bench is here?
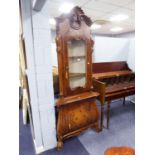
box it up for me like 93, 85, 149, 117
92, 61, 135, 130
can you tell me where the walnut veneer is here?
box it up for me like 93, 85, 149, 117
55, 6, 99, 150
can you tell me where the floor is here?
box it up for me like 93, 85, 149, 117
19, 99, 135, 155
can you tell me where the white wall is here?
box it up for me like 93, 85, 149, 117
32, 1, 57, 150
20, 0, 43, 151
127, 39, 135, 71
93, 36, 130, 63
112, 31, 135, 71
51, 43, 58, 66
21, 0, 57, 153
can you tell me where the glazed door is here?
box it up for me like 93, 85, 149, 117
65, 39, 91, 95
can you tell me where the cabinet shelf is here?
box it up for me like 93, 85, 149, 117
69, 55, 85, 59
69, 73, 85, 78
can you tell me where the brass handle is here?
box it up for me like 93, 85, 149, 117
68, 115, 71, 130
69, 123, 71, 129
65, 66, 69, 79
65, 71, 68, 79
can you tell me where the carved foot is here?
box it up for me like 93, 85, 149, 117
93, 123, 101, 133
57, 141, 63, 150
98, 128, 102, 132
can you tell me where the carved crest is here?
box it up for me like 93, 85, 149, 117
55, 6, 92, 31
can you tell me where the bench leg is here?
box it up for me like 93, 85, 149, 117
107, 101, 111, 129
100, 104, 104, 131
123, 97, 126, 106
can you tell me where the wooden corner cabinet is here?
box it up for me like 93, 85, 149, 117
55, 6, 100, 150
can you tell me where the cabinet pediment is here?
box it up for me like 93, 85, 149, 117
55, 6, 92, 34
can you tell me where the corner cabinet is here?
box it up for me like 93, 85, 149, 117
55, 6, 100, 150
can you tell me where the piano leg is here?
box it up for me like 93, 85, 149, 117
100, 103, 104, 131
107, 101, 111, 129
123, 97, 126, 106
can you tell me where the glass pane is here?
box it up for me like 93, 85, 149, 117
67, 40, 86, 90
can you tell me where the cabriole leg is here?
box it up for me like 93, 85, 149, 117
93, 123, 100, 133
107, 101, 111, 129
123, 97, 126, 106
100, 104, 104, 131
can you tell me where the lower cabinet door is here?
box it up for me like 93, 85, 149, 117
57, 98, 99, 139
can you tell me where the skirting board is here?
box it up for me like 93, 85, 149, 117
126, 95, 135, 103
33, 139, 44, 154
106, 97, 135, 104
33, 139, 57, 154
